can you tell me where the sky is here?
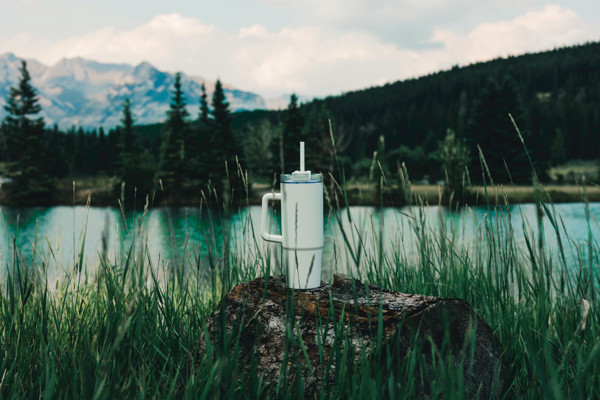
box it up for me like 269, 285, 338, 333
1, 0, 599, 98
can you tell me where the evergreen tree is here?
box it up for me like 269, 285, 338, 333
199, 83, 210, 125
186, 83, 210, 185
119, 100, 134, 154
278, 94, 304, 174
118, 97, 136, 181
159, 72, 189, 191
117, 98, 153, 203
211, 79, 234, 188
97, 127, 108, 174
549, 128, 567, 166
45, 124, 68, 178
75, 127, 86, 174
106, 127, 120, 175
468, 77, 532, 183
2, 60, 52, 204
302, 106, 330, 173
0, 123, 8, 162
64, 127, 76, 174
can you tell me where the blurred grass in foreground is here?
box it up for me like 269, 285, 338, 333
0, 153, 599, 399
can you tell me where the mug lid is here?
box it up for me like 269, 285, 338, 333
281, 172, 322, 183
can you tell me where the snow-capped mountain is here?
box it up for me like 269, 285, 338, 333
0, 53, 270, 129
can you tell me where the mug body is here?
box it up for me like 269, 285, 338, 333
281, 174, 323, 289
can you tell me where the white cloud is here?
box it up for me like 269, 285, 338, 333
2, 5, 599, 98
427, 5, 598, 65
1, 13, 216, 70
238, 24, 270, 39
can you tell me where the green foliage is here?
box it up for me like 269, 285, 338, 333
43, 124, 69, 179
210, 79, 234, 190
469, 77, 531, 183
1, 60, 53, 204
241, 119, 280, 179
302, 105, 331, 173
117, 98, 154, 204
437, 129, 470, 202
186, 83, 211, 186
278, 94, 304, 174
232, 41, 600, 183
3, 42, 600, 204
159, 72, 189, 191
550, 128, 568, 166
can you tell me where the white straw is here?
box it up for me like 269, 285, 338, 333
300, 142, 305, 172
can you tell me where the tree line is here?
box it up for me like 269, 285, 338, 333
265, 41, 599, 186
0, 62, 236, 205
2, 41, 599, 206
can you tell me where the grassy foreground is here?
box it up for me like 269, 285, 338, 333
0, 175, 599, 399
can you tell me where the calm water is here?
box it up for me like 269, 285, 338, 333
0, 203, 598, 279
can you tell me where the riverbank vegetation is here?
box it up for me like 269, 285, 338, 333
0, 168, 598, 398
1, 42, 600, 206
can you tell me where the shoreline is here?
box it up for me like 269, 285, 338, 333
2, 183, 599, 208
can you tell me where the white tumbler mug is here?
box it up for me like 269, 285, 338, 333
261, 143, 323, 289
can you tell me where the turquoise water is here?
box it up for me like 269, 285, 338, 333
0, 203, 598, 280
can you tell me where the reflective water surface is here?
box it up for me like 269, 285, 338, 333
0, 203, 598, 280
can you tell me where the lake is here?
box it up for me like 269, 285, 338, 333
1, 203, 598, 281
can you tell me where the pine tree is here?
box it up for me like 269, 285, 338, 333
118, 97, 136, 184
159, 72, 189, 191
199, 83, 210, 125
75, 127, 86, 174
64, 127, 76, 174
186, 83, 210, 185
469, 77, 533, 183
97, 127, 107, 173
549, 128, 567, 166
302, 106, 330, 173
106, 127, 120, 175
117, 98, 153, 203
2, 60, 52, 204
211, 79, 234, 188
119, 98, 135, 177
279, 94, 304, 174
45, 124, 68, 178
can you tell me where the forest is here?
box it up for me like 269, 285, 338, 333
1, 41, 599, 206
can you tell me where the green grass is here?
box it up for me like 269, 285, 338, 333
0, 159, 599, 399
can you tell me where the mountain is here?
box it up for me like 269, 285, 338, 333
0, 53, 269, 129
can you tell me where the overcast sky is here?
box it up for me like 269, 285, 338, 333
1, 0, 599, 98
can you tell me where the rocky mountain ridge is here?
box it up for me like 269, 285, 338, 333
0, 53, 274, 129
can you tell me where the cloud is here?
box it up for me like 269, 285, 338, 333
427, 5, 599, 65
2, 5, 599, 98
58, 14, 216, 66
232, 26, 421, 94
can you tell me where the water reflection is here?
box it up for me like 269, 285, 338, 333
0, 203, 598, 279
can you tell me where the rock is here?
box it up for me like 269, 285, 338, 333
196, 275, 506, 398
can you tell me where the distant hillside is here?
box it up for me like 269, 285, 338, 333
234, 41, 600, 174
0, 53, 268, 129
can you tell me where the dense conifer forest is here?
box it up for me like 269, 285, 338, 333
233, 41, 600, 185
1, 41, 599, 205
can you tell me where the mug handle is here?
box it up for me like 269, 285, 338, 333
261, 193, 283, 243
